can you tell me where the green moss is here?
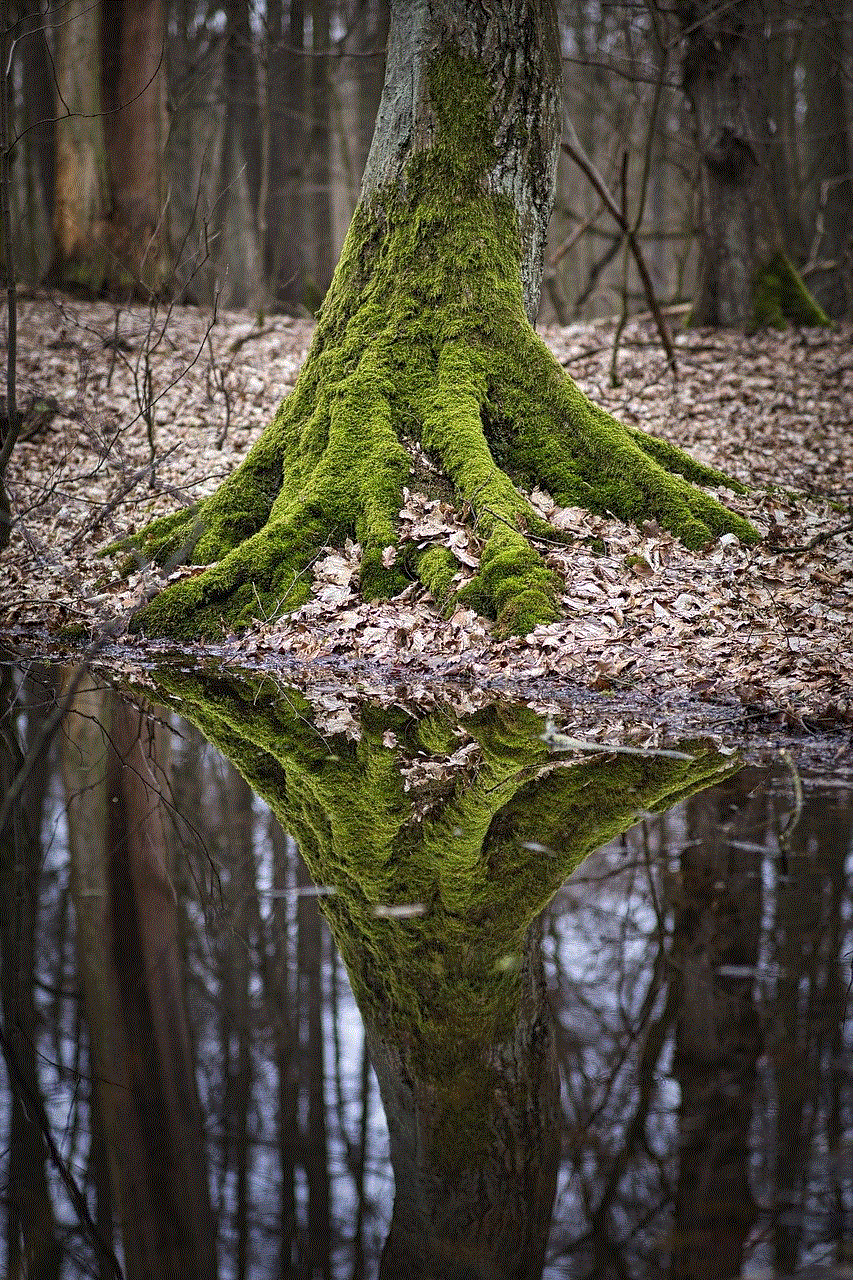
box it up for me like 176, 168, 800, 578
116, 48, 759, 642
146, 668, 740, 1169
753, 250, 830, 330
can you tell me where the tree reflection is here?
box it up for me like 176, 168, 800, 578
1, 661, 850, 1279
153, 669, 735, 1280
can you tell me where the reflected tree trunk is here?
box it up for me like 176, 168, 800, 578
150, 672, 737, 1280
298, 849, 332, 1279
61, 682, 216, 1280
670, 775, 763, 1280
220, 763, 255, 1280
373, 930, 559, 1280
0, 663, 62, 1280
770, 793, 852, 1275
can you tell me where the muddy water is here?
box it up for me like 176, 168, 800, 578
1, 661, 852, 1279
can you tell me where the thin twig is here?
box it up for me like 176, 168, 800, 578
561, 124, 678, 376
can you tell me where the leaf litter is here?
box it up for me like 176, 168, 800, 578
2, 295, 852, 742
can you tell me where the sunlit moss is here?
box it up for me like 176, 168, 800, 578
115, 50, 758, 642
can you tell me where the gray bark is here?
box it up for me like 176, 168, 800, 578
360, 0, 562, 321
802, 0, 853, 318
679, 0, 775, 327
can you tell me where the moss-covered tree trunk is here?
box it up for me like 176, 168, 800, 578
678, 0, 828, 330
123, 0, 760, 641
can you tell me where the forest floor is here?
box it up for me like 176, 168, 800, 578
2, 293, 852, 747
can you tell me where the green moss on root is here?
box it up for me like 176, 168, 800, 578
753, 250, 830, 330
115, 50, 758, 643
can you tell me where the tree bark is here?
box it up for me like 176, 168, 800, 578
52, 1, 110, 289
801, 0, 853, 318
361, 0, 561, 321
101, 0, 168, 291
678, 0, 827, 329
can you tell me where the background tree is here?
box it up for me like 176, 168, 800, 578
53, 0, 168, 292
677, 0, 829, 329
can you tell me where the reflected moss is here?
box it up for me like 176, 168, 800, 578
149, 668, 737, 1171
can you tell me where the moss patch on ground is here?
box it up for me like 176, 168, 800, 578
115, 50, 758, 643
753, 251, 830, 331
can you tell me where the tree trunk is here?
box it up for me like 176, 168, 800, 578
372, 935, 559, 1280
801, 0, 853, 319
101, 0, 168, 291
307, 0, 335, 306
0, 664, 62, 1280
679, 0, 827, 329
52, 1, 110, 289
670, 779, 762, 1280
122, 0, 758, 643
17, 13, 55, 280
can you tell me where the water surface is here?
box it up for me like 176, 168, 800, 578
1, 660, 851, 1279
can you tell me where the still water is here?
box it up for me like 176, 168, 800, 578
1, 659, 852, 1279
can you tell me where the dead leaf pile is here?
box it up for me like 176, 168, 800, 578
2, 295, 852, 726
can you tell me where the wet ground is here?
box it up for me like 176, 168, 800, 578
1, 649, 851, 1278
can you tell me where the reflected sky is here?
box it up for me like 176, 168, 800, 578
0, 660, 851, 1279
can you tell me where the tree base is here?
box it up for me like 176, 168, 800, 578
113, 54, 759, 643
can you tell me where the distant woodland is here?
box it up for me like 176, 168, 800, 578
4, 0, 852, 322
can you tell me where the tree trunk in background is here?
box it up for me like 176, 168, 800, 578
61, 684, 216, 1280
219, 0, 264, 308
801, 0, 853, 318
265, 0, 308, 307
53, 0, 168, 293
17, 13, 54, 279
101, 0, 168, 291
678, 0, 826, 328
766, 0, 807, 266
52, 1, 110, 289
0, 664, 62, 1280
307, 0, 335, 307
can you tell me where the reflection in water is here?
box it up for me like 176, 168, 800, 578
0, 662, 851, 1279
156, 671, 731, 1280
